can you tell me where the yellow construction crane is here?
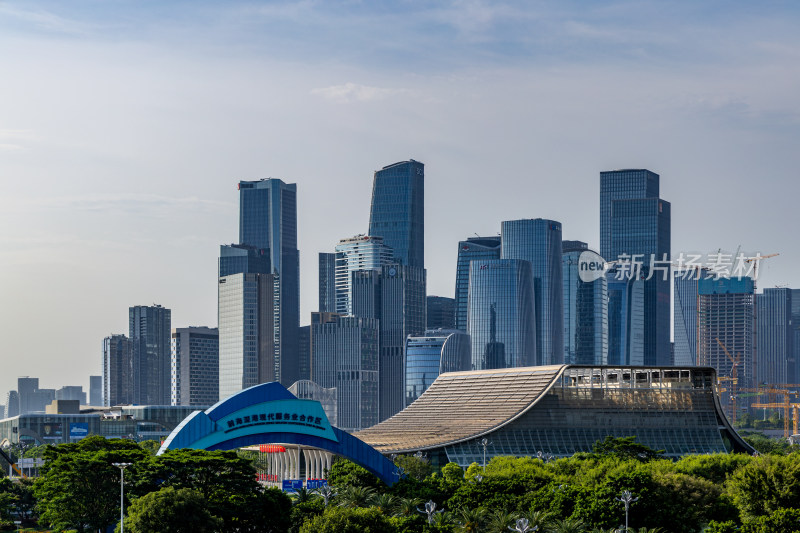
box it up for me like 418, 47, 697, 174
715, 338, 741, 424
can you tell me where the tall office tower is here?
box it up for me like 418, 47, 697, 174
756, 288, 794, 386
606, 271, 645, 365
89, 376, 102, 406
238, 178, 300, 388
298, 325, 311, 381
129, 305, 172, 405
219, 244, 271, 277
673, 269, 703, 366
318, 253, 337, 313
698, 278, 754, 388
55, 386, 86, 404
0, 404, 4, 420
467, 259, 536, 370
103, 334, 133, 406
218, 272, 275, 401
368, 160, 424, 268
171, 327, 219, 406
334, 235, 393, 315
379, 263, 426, 420
426, 296, 456, 330
17, 377, 38, 415
351, 270, 382, 319
600, 169, 671, 366
793, 289, 800, 384
562, 243, 608, 365
454, 236, 502, 332
404, 329, 471, 406
309, 312, 341, 382
5, 391, 19, 418
312, 316, 380, 432
501, 219, 563, 366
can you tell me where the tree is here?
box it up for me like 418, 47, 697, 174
299, 506, 398, 533
327, 459, 384, 490
337, 485, 377, 508
727, 454, 800, 521
591, 436, 664, 461
395, 454, 433, 481
120, 487, 221, 533
741, 508, 800, 533
33, 436, 148, 532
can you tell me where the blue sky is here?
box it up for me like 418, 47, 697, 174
1, 0, 799, 400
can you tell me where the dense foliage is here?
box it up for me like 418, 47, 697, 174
2, 435, 800, 532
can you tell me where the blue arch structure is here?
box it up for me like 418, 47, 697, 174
158, 382, 397, 486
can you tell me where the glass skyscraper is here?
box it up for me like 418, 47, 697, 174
103, 334, 133, 406
368, 160, 424, 268
426, 296, 456, 330
756, 288, 794, 385
171, 327, 219, 407
674, 269, 702, 366
129, 305, 171, 405
562, 243, 608, 366
318, 252, 337, 313
237, 178, 299, 387
600, 169, 671, 366
467, 259, 536, 370
405, 329, 470, 407
606, 270, 645, 366
334, 235, 393, 315
793, 289, 800, 385
501, 219, 563, 366
454, 236, 501, 332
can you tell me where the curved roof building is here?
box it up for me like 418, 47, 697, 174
355, 365, 753, 468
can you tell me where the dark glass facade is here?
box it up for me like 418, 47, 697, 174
368, 160, 425, 268
318, 253, 337, 313
468, 259, 536, 370
599, 169, 660, 260
426, 296, 455, 330
501, 219, 563, 365
454, 236, 501, 332
237, 179, 299, 387
674, 271, 700, 366
607, 271, 645, 365
103, 334, 133, 406
405, 330, 470, 407
793, 289, 800, 385
129, 305, 171, 405
219, 244, 271, 277
756, 288, 794, 385
562, 248, 607, 365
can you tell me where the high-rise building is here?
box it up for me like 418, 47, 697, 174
501, 219, 563, 366
673, 270, 701, 366
454, 236, 502, 332
171, 327, 219, 407
5, 391, 19, 418
103, 334, 133, 406
218, 272, 275, 400
379, 264, 426, 420
600, 169, 671, 366
0, 404, 4, 420
55, 386, 86, 404
219, 244, 271, 277
606, 271, 645, 366
298, 325, 311, 381
426, 296, 455, 330
17, 377, 39, 415
334, 235, 393, 315
793, 289, 800, 385
698, 277, 754, 388
467, 259, 536, 370
129, 305, 172, 405
368, 160, 425, 268
404, 329, 471, 406
238, 178, 300, 387
309, 312, 341, 383
756, 288, 794, 386
351, 270, 382, 319
562, 243, 608, 365
89, 375, 102, 406
312, 316, 379, 432
318, 253, 337, 313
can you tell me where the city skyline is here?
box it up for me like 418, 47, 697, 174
2, 1, 800, 399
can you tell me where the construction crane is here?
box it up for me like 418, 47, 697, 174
715, 338, 741, 424
742, 253, 779, 289
0, 446, 27, 478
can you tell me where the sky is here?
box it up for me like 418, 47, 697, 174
1, 0, 799, 402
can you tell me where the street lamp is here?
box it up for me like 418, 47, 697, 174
112, 462, 132, 533
480, 438, 491, 470
616, 490, 638, 532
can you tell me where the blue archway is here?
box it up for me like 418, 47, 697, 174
158, 382, 397, 485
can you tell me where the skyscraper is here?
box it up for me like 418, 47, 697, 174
219, 244, 271, 277
600, 169, 671, 366
334, 235, 393, 315
454, 236, 502, 332
368, 160, 424, 268
756, 288, 794, 386
426, 296, 456, 330
501, 219, 563, 366
562, 243, 608, 365
405, 329, 471, 406
793, 289, 800, 385
218, 272, 275, 400
318, 252, 337, 313
171, 327, 219, 406
468, 259, 536, 370
237, 178, 300, 387
89, 375, 102, 406
674, 269, 701, 366
129, 305, 172, 405
606, 270, 645, 366
103, 334, 133, 406
5, 391, 19, 418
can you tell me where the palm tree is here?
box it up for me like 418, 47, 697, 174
336, 485, 376, 508
485, 508, 518, 533
395, 497, 423, 517
369, 492, 399, 515
547, 516, 586, 533
634, 528, 663, 533
455, 506, 488, 533
523, 510, 554, 531
290, 487, 316, 505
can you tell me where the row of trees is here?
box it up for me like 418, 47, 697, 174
1, 435, 800, 532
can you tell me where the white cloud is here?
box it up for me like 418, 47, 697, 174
310, 82, 407, 103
